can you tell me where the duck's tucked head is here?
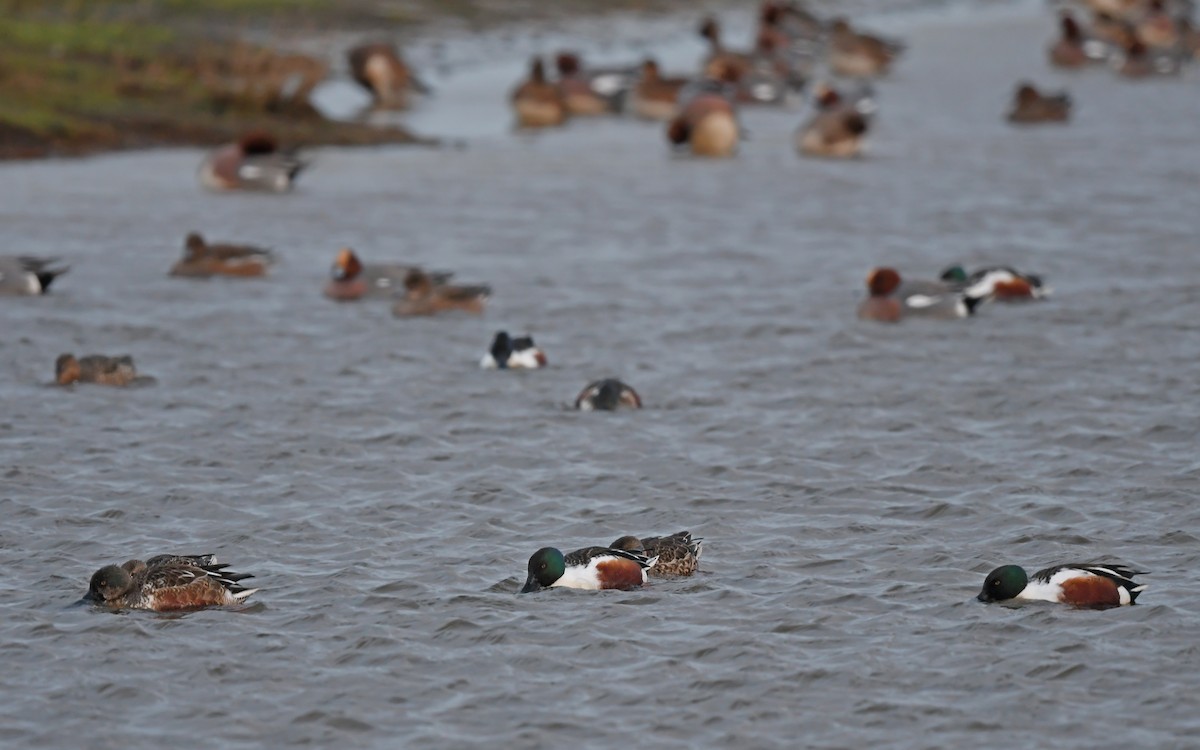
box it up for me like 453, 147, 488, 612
521, 547, 566, 593
866, 267, 901, 296
1015, 82, 1040, 105
940, 265, 968, 283
55, 353, 81, 385
978, 565, 1028, 602
556, 52, 581, 77
184, 232, 207, 261
332, 247, 364, 281
610, 536, 645, 554
87, 564, 134, 603
238, 131, 279, 156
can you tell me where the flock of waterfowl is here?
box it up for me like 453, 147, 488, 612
9, 0, 1181, 610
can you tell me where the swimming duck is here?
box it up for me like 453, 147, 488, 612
85, 553, 258, 611
170, 232, 274, 278
609, 531, 703, 576
323, 247, 446, 301
347, 41, 429, 110
940, 265, 1050, 300
1048, 13, 1092, 68
795, 83, 870, 158
857, 267, 990, 322
667, 88, 739, 158
575, 378, 642, 411
1134, 0, 1180, 50
511, 58, 568, 128
1114, 37, 1181, 76
480, 331, 547, 369
520, 545, 657, 593
826, 18, 902, 78
698, 17, 756, 84
197, 132, 307, 193
1007, 82, 1071, 125
554, 52, 628, 115
55, 354, 139, 386
629, 58, 689, 120
392, 268, 489, 317
977, 563, 1147, 607
0, 255, 68, 295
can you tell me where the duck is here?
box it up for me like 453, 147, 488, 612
197, 131, 307, 193
480, 331, 546, 369
511, 57, 568, 128
55, 354, 139, 386
554, 52, 628, 115
940, 265, 1051, 300
170, 232, 274, 278
795, 83, 870, 158
609, 531, 702, 576
392, 268, 489, 316
1114, 37, 1181, 77
1007, 82, 1071, 125
85, 553, 258, 611
698, 17, 756, 85
1134, 0, 1180, 50
324, 247, 445, 301
826, 18, 902, 78
629, 58, 689, 120
347, 41, 429, 109
575, 378, 642, 411
977, 563, 1147, 607
857, 267, 990, 323
666, 87, 740, 158
1048, 12, 1092, 68
0, 255, 69, 295
520, 545, 657, 593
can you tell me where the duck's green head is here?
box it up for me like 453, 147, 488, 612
978, 565, 1028, 602
87, 564, 133, 603
521, 547, 566, 593
940, 265, 968, 283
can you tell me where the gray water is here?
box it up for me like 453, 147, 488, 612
2, 4, 1200, 748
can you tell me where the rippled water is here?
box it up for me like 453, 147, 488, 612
3, 3, 1200, 748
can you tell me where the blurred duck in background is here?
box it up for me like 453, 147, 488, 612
198, 132, 306, 192
393, 269, 490, 316
480, 331, 547, 370
1007, 82, 1071, 124
629, 58, 690, 120
347, 41, 430, 110
667, 85, 739, 158
511, 57, 568, 128
796, 83, 871, 158
1049, 13, 1093, 67
826, 17, 904, 78
0, 255, 68, 295
324, 247, 448, 301
554, 52, 633, 115
170, 232, 274, 278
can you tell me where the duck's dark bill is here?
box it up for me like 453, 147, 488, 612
520, 576, 544, 594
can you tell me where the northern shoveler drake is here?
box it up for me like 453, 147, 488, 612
575, 378, 642, 411
323, 247, 446, 301
480, 331, 547, 369
170, 232, 274, 278
511, 58, 568, 128
520, 545, 657, 593
667, 88, 739, 158
0, 255, 69, 295
198, 132, 307, 193
796, 83, 870, 158
857, 267, 991, 323
85, 554, 258, 611
56, 354, 139, 386
977, 563, 1147, 607
392, 268, 489, 316
1007, 82, 1071, 125
630, 58, 689, 121
940, 265, 1051, 300
826, 18, 903, 78
347, 41, 429, 110
610, 531, 702, 576
554, 52, 629, 116
1048, 13, 1092, 68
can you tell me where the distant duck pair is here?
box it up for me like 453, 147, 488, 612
857, 265, 1048, 322
477, 334, 638, 411
521, 531, 702, 593
323, 248, 490, 315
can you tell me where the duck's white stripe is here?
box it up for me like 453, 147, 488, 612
507, 348, 544, 369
